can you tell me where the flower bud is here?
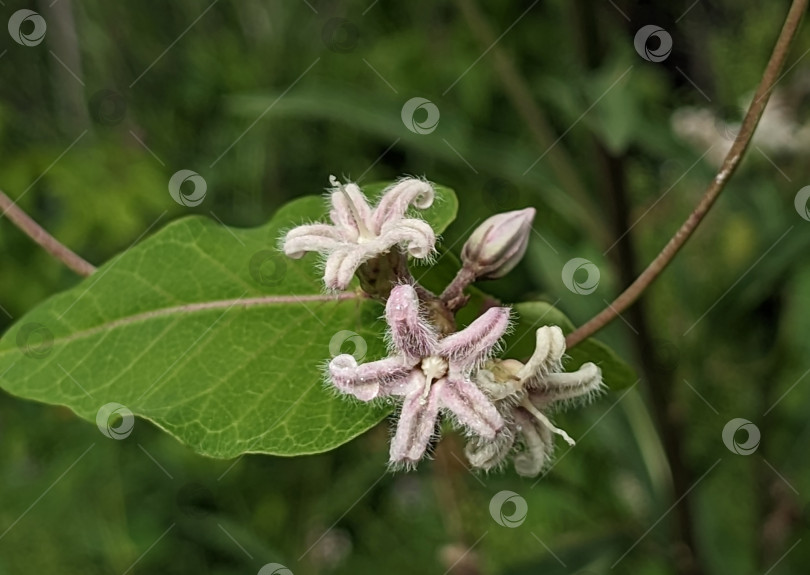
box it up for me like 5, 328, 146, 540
460, 208, 535, 279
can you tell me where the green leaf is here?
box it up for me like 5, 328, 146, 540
0, 185, 458, 459
506, 301, 637, 390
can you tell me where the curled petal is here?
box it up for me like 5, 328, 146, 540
438, 307, 510, 371
323, 247, 368, 290
518, 326, 566, 382
439, 374, 504, 440
378, 218, 436, 259
389, 378, 442, 466
283, 224, 345, 259
465, 427, 515, 471
328, 354, 413, 401
385, 284, 438, 358
371, 178, 435, 234
529, 362, 603, 408
512, 409, 553, 477
329, 177, 373, 239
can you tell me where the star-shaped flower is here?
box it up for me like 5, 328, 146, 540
466, 325, 604, 477
328, 284, 511, 467
283, 176, 437, 290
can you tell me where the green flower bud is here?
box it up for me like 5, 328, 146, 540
461, 208, 535, 279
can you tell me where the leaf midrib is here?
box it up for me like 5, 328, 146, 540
0, 292, 363, 359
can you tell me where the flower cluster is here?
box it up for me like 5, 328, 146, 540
281, 176, 603, 475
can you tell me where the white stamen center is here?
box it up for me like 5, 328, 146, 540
419, 355, 448, 404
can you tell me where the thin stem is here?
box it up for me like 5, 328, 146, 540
566, 0, 808, 348
0, 189, 96, 277
440, 266, 476, 311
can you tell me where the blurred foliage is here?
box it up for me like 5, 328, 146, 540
1, 0, 810, 574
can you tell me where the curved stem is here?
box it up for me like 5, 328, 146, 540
0, 189, 96, 277
566, 0, 808, 348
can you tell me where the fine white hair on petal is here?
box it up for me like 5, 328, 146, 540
464, 323, 606, 477
281, 175, 439, 289
438, 307, 511, 371
378, 218, 436, 259
512, 409, 554, 477
385, 284, 438, 359
370, 177, 436, 234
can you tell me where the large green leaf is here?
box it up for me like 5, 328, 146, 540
506, 301, 637, 390
0, 184, 458, 459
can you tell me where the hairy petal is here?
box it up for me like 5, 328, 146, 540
440, 373, 504, 439
389, 380, 443, 465
328, 178, 372, 240
512, 409, 553, 478
328, 354, 412, 401
371, 178, 435, 234
378, 218, 436, 259
385, 284, 438, 358
465, 426, 515, 471
323, 247, 368, 290
439, 307, 510, 370
518, 325, 566, 383
380, 365, 423, 397
282, 224, 345, 258
529, 362, 603, 408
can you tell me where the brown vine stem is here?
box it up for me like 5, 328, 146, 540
566, 0, 808, 348
0, 189, 97, 277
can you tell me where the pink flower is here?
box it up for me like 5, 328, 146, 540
283, 176, 437, 290
461, 208, 536, 279
328, 284, 510, 467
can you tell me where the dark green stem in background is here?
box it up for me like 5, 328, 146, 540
567, 0, 809, 348
453, 0, 612, 249
571, 4, 704, 573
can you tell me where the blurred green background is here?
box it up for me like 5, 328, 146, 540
1, 0, 810, 574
